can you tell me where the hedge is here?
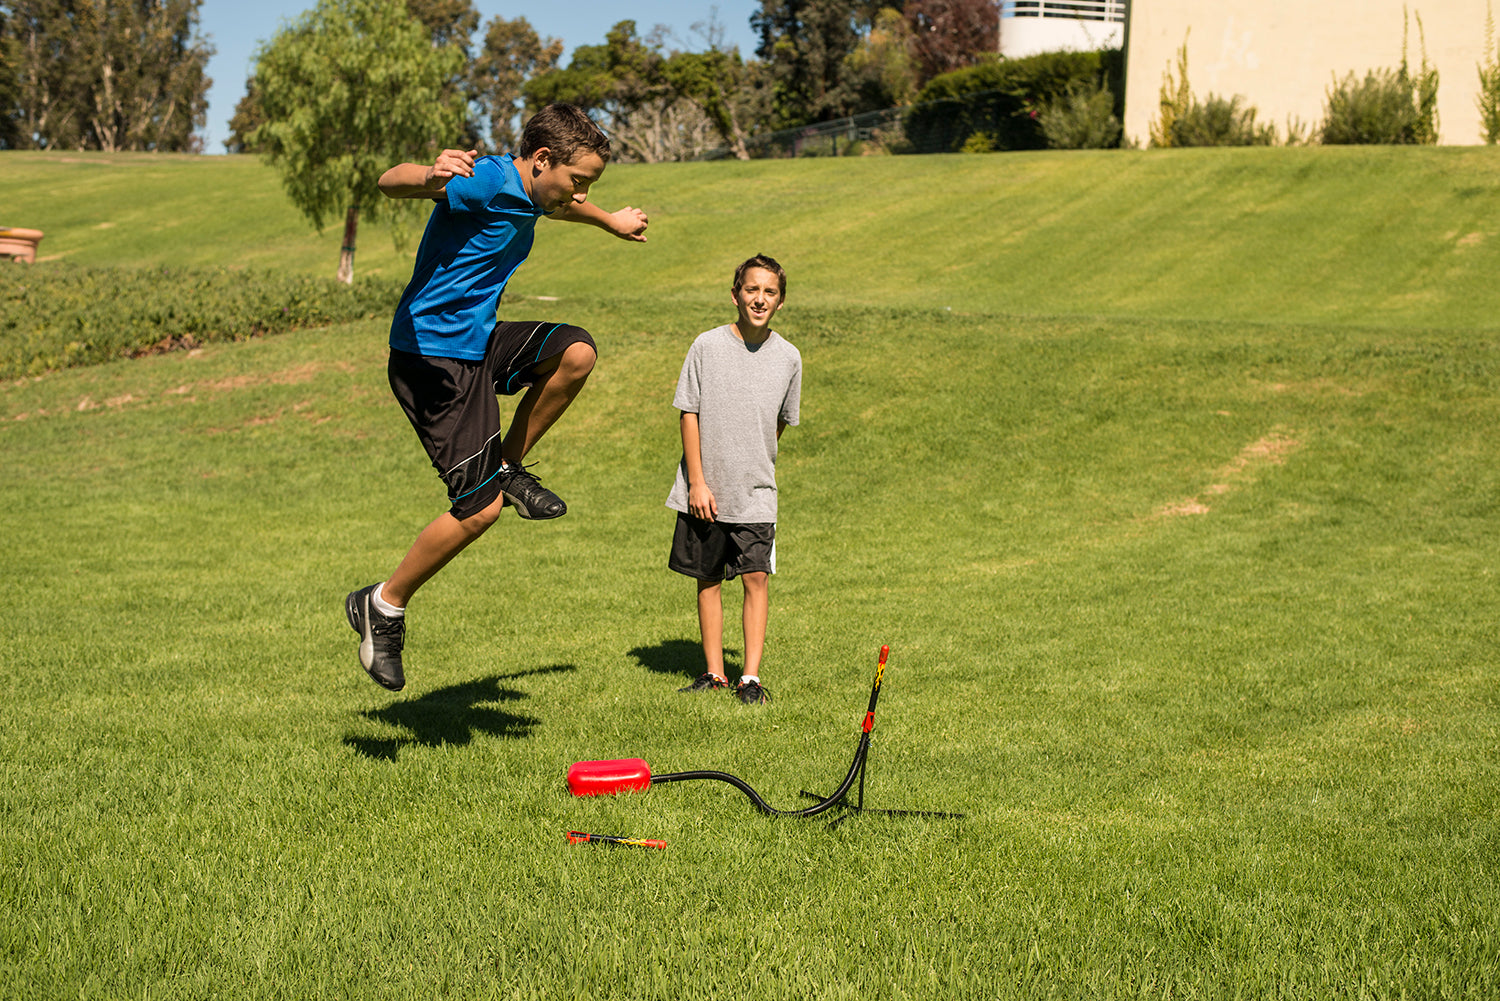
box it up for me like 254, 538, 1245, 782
0, 264, 404, 378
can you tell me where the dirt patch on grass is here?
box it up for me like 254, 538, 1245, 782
5, 360, 360, 424
1155, 429, 1302, 518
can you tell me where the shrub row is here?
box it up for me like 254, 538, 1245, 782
0, 264, 405, 378
904, 49, 1125, 154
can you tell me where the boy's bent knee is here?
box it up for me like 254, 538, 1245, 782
559, 341, 597, 380
456, 494, 505, 535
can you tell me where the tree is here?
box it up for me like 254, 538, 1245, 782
752, 0, 875, 125
250, 0, 467, 283
402, 0, 476, 52
840, 6, 918, 111
527, 20, 718, 163
903, 0, 997, 87
229, 0, 477, 155
0, 5, 31, 148
224, 76, 265, 153
470, 14, 561, 151
401, 0, 480, 145
2, 0, 211, 151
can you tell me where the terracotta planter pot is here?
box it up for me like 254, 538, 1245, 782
0, 227, 45, 263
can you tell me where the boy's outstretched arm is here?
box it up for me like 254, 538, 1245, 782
549, 199, 649, 243
379, 149, 477, 200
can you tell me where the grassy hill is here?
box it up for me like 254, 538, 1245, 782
2, 147, 1497, 999
6, 145, 1500, 328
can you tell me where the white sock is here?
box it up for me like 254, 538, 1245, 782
739, 675, 760, 686
372, 583, 405, 618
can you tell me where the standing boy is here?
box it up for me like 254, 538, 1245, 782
345, 103, 648, 692
666, 255, 802, 705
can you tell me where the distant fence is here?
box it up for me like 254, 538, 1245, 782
726, 108, 909, 159
697, 89, 1046, 160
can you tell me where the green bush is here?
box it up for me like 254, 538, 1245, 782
1149, 41, 1274, 147
1320, 68, 1437, 144
1321, 12, 1439, 145
1039, 81, 1123, 149
905, 48, 1124, 154
1479, 3, 1500, 144
0, 264, 404, 377
1170, 94, 1276, 147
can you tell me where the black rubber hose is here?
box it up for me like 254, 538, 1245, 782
652, 734, 870, 817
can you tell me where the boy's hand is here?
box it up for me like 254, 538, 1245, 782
687, 482, 717, 522
608, 206, 649, 243
425, 148, 477, 189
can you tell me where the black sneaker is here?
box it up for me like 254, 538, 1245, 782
735, 679, 771, 705
678, 673, 729, 693
345, 585, 406, 691
495, 462, 566, 520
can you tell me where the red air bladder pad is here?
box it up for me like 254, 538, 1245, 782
567, 758, 652, 796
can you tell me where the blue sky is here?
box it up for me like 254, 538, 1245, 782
198, 2, 764, 154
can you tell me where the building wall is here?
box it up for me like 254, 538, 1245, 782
1123, 0, 1491, 146
1000, 4, 1126, 59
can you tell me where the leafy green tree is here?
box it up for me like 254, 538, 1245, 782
230, 0, 476, 155
2, 0, 211, 151
752, 0, 876, 125
402, 0, 480, 145
663, 45, 761, 159
840, 6, 917, 111
250, 0, 467, 283
528, 20, 719, 163
0, 6, 25, 148
470, 14, 561, 151
224, 76, 265, 153
402, 0, 476, 52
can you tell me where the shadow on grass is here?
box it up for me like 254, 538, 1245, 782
627, 638, 739, 680
344, 664, 575, 761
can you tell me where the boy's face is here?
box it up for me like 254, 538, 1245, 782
731, 267, 784, 335
528, 148, 606, 214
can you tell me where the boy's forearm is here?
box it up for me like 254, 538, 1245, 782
551, 200, 649, 242
379, 148, 476, 200
680, 412, 706, 486
552, 199, 614, 227
378, 163, 439, 199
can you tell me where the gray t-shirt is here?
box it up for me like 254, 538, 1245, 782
666, 324, 802, 524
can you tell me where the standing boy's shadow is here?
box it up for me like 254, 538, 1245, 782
344, 664, 575, 761
628, 640, 739, 681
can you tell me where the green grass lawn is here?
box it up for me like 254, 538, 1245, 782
2, 147, 1498, 998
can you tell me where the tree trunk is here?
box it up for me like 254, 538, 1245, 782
337, 205, 359, 285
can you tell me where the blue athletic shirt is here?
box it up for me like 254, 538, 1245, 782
389, 154, 544, 360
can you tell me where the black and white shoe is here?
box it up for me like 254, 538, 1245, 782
496, 462, 566, 520
678, 673, 729, 693
345, 584, 406, 691
735, 679, 771, 705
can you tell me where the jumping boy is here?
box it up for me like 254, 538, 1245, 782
666, 255, 802, 705
345, 103, 648, 692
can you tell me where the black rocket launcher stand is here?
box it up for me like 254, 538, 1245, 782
566, 646, 963, 824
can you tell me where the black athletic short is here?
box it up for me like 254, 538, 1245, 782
388, 321, 596, 520
669, 512, 776, 582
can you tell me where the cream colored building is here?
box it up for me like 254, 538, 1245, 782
1000, 1, 1126, 59
1122, 0, 1491, 145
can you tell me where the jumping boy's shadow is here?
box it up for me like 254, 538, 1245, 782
627, 639, 739, 681
344, 664, 575, 761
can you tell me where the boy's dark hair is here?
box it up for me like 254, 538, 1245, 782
518, 103, 612, 164
733, 254, 787, 297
